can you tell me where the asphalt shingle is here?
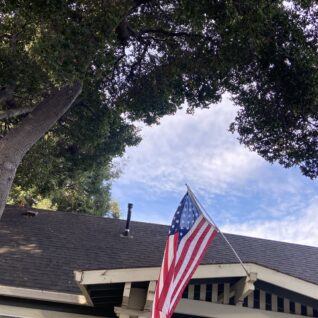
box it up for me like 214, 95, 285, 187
0, 206, 317, 295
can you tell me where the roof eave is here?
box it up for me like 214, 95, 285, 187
74, 263, 318, 302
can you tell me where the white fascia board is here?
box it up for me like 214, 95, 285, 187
0, 285, 88, 305
252, 263, 318, 301
75, 263, 318, 301
74, 263, 246, 285
0, 304, 103, 318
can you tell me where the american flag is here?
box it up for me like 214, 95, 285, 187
152, 191, 218, 318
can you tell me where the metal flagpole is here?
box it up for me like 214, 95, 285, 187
186, 184, 250, 277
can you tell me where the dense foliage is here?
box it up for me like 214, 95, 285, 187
0, 0, 317, 215
4, 77, 140, 216
229, 2, 318, 178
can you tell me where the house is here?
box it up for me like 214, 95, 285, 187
0, 205, 317, 318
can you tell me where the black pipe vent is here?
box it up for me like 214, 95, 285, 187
121, 203, 133, 238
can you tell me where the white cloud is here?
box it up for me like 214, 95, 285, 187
221, 196, 318, 247
113, 96, 318, 247
114, 97, 263, 198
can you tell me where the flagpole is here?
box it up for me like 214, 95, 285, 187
186, 184, 250, 277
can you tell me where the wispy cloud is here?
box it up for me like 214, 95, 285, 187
114, 97, 262, 198
222, 196, 318, 247
112, 97, 318, 246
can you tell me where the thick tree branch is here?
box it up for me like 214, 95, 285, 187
0, 81, 82, 159
0, 81, 82, 219
0, 33, 11, 40
0, 106, 36, 121
109, 47, 126, 81
139, 28, 209, 39
0, 87, 14, 104
137, 28, 219, 49
127, 42, 150, 80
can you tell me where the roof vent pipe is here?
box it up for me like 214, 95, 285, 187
121, 203, 133, 237
22, 210, 38, 217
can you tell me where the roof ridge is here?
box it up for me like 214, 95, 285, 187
223, 232, 318, 249
4, 205, 318, 248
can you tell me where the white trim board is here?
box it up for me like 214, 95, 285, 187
75, 263, 318, 301
0, 285, 88, 306
74, 263, 246, 285
0, 304, 103, 318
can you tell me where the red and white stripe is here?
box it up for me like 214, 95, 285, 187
152, 215, 217, 318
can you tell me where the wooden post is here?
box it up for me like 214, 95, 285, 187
283, 298, 290, 314
259, 290, 266, 310
200, 284, 206, 301
295, 302, 301, 315
247, 292, 254, 308
307, 306, 313, 317
122, 283, 132, 308
271, 294, 278, 312
212, 284, 218, 303
188, 285, 194, 300
144, 281, 156, 311
223, 283, 230, 305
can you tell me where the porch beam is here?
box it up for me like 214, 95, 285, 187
232, 272, 257, 305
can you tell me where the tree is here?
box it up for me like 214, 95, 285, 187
1, 1, 317, 219
109, 201, 121, 219
229, 2, 318, 178
7, 79, 140, 215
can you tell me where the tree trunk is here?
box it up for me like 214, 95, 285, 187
0, 106, 36, 120
0, 81, 82, 219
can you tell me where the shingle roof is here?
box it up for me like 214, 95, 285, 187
0, 205, 317, 295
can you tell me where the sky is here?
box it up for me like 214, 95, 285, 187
112, 96, 318, 247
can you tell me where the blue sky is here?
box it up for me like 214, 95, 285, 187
112, 96, 318, 247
